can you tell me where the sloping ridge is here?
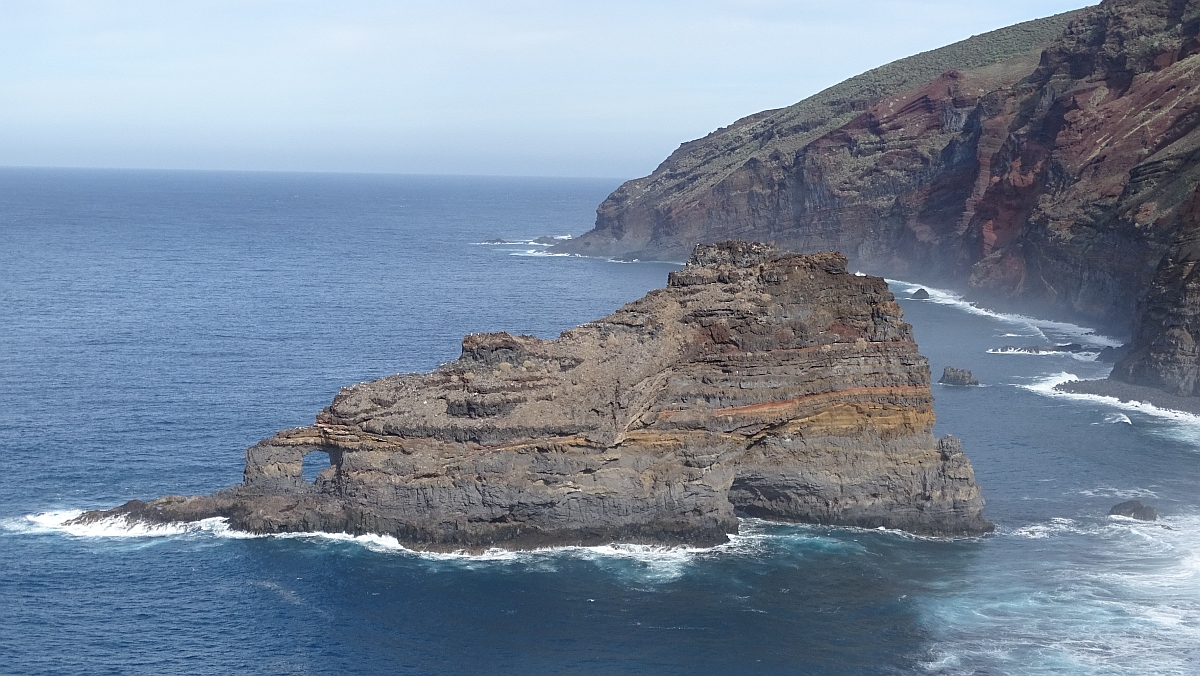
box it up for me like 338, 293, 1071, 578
558, 7, 1087, 259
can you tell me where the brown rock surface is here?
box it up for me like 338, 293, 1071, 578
74, 243, 992, 550
557, 0, 1200, 400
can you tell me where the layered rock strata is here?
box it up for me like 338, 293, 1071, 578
557, 0, 1200, 401
939, 367, 980, 386
76, 243, 992, 550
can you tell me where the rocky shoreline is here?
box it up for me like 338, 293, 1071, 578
74, 243, 992, 550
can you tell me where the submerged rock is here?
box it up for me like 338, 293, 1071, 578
75, 242, 993, 550
1109, 500, 1158, 521
939, 367, 979, 387
911, 288, 930, 300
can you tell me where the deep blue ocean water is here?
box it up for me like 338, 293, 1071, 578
1, 168, 1197, 675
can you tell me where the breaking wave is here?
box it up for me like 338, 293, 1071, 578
1021, 372, 1200, 427
888, 279, 1121, 348
2, 513, 926, 580
986, 346, 1100, 361
922, 513, 1200, 675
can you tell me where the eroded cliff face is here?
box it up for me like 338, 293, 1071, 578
77, 243, 991, 550
558, 0, 1200, 393
1111, 186, 1200, 394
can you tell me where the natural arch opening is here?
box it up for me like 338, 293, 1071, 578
302, 450, 332, 484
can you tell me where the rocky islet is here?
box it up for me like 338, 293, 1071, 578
75, 243, 992, 549
939, 367, 980, 386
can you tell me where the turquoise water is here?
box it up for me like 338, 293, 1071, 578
1, 168, 1197, 674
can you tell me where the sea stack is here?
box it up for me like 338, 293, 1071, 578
1109, 500, 1158, 521
75, 242, 993, 550
939, 367, 980, 386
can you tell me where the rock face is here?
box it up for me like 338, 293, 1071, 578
912, 288, 931, 300
557, 0, 1200, 402
1109, 500, 1158, 521
939, 367, 980, 386
1110, 186, 1200, 394
75, 243, 992, 550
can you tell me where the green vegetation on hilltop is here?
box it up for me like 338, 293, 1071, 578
632, 7, 1092, 208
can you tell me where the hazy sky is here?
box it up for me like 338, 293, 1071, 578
3, 1, 1092, 178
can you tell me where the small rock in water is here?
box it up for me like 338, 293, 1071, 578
911, 288, 930, 300
1096, 344, 1130, 363
939, 366, 979, 386
1109, 500, 1157, 521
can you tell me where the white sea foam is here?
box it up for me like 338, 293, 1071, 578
1077, 485, 1156, 499
473, 235, 573, 246
507, 249, 579, 258
1, 510, 240, 538
3, 511, 902, 580
1008, 517, 1084, 539
986, 346, 1100, 361
888, 279, 1121, 347
1020, 372, 1200, 440
1101, 413, 1133, 425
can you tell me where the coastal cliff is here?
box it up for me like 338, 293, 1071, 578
76, 243, 991, 550
558, 0, 1200, 399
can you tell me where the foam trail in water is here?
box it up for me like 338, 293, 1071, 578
986, 347, 1100, 361
887, 279, 1121, 347
473, 235, 574, 246
1020, 372, 1200, 448
5, 512, 911, 581
1023, 372, 1200, 422
1077, 486, 1157, 499
1, 510, 242, 538
507, 249, 578, 258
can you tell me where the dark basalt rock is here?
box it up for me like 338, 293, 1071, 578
939, 367, 979, 386
72, 243, 993, 550
1109, 500, 1158, 521
1097, 344, 1131, 364
911, 288, 930, 300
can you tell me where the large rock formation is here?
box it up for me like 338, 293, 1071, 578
75, 243, 992, 550
557, 0, 1200, 401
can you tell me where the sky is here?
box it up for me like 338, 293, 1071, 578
2, 0, 1093, 178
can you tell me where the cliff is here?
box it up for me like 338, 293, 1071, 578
558, 0, 1200, 398
75, 243, 991, 550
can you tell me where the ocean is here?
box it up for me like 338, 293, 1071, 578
1, 168, 1197, 675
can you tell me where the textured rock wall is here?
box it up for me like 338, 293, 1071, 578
77, 243, 991, 550
1111, 186, 1200, 394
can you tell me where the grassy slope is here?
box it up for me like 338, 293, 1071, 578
625, 7, 1093, 211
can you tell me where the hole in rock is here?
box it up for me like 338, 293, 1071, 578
302, 450, 332, 483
